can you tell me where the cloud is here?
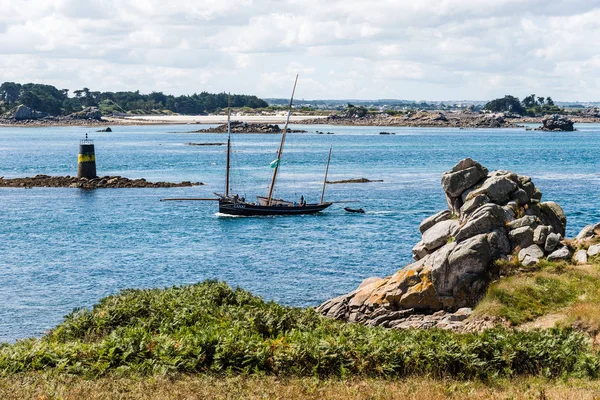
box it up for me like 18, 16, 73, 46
0, 0, 599, 100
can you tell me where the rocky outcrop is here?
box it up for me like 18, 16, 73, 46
582, 107, 600, 118
317, 302, 498, 331
69, 107, 102, 120
0, 106, 106, 126
326, 178, 384, 184
194, 121, 306, 134
301, 111, 519, 128
432, 113, 448, 122
317, 158, 568, 328
5, 104, 46, 120
573, 223, 600, 258
0, 175, 203, 189
96, 127, 112, 132
471, 114, 507, 128
0, 116, 109, 127
575, 222, 600, 241
536, 115, 575, 131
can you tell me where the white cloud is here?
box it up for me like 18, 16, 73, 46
0, 0, 599, 100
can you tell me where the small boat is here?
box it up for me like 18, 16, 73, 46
344, 207, 365, 214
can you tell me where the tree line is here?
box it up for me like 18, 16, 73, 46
0, 82, 269, 116
484, 94, 561, 116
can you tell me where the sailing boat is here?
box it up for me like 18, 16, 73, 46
215, 75, 333, 216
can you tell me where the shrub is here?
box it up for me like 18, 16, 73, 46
0, 281, 598, 379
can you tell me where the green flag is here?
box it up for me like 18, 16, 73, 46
270, 158, 280, 168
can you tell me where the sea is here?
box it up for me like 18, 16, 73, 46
1, 123, 600, 342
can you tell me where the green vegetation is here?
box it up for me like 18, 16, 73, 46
478, 272, 578, 325
0, 82, 268, 116
475, 257, 600, 331
521, 94, 562, 116
484, 95, 526, 115
1, 281, 599, 380
484, 94, 562, 116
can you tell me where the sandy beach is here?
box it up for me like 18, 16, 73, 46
108, 115, 328, 125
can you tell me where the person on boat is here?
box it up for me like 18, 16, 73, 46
300, 196, 305, 206
240, 196, 245, 203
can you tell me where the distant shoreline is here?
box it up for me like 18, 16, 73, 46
1, 112, 599, 128
0, 115, 328, 128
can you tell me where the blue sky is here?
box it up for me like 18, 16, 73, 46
1, 0, 599, 101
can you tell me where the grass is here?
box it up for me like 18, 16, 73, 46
3, 374, 600, 400
475, 273, 578, 325
475, 257, 600, 331
2, 281, 600, 380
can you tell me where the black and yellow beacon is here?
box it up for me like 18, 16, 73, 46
77, 133, 97, 179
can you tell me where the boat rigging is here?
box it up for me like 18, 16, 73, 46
161, 76, 354, 215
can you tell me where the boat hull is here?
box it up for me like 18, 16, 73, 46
219, 201, 332, 216
344, 207, 365, 213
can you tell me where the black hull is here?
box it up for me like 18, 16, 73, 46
344, 207, 365, 213
219, 201, 332, 216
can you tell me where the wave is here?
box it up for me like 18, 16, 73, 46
533, 173, 600, 182
215, 212, 246, 218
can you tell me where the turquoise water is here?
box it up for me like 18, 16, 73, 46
1, 124, 600, 342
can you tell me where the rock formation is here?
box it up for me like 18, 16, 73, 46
537, 115, 575, 131
317, 158, 568, 327
582, 107, 600, 118
571, 222, 600, 265
69, 107, 103, 120
0, 175, 203, 189
301, 112, 519, 128
1, 105, 107, 125
326, 178, 383, 184
194, 121, 306, 134
5, 104, 46, 120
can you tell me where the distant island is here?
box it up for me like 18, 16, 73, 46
1, 82, 599, 129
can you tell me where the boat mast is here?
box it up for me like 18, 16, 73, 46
266, 74, 298, 205
225, 93, 231, 198
320, 145, 332, 204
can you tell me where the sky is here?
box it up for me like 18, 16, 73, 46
1, 0, 600, 101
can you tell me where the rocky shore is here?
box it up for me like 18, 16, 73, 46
301, 110, 592, 129
536, 114, 575, 131
193, 121, 307, 134
326, 178, 383, 184
1, 105, 596, 129
520, 107, 600, 124
0, 175, 203, 189
0, 105, 114, 127
186, 142, 224, 146
302, 111, 518, 128
317, 158, 597, 332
